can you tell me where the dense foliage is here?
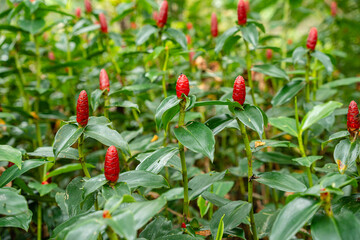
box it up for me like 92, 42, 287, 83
1, 0, 360, 239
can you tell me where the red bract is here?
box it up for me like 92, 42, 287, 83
157, 0, 168, 28
153, 11, 159, 21
48, 51, 55, 61
99, 13, 108, 33
181, 222, 186, 228
76, 90, 89, 127
232, 75, 246, 105
237, 0, 247, 26
211, 12, 218, 37
176, 74, 190, 98
331, 1, 337, 17
186, 34, 191, 45
84, 0, 92, 13
347, 100, 360, 137
8, 162, 14, 168
104, 146, 120, 183
187, 22, 193, 30
306, 27, 318, 51
76, 7, 81, 18
99, 69, 110, 91
266, 49, 273, 61
245, 1, 250, 13
189, 49, 195, 65
41, 181, 49, 185
103, 210, 111, 218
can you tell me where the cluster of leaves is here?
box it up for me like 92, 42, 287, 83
1, 0, 360, 240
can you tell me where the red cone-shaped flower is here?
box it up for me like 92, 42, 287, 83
157, 0, 168, 28
187, 22, 193, 30
76, 7, 81, 18
306, 27, 318, 51
99, 13, 108, 33
237, 0, 247, 25
153, 11, 159, 21
266, 49, 273, 61
211, 12, 218, 37
347, 100, 360, 137
176, 74, 190, 98
104, 146, 120, 183
331, 1, 337, 17
99, 69, 110, 91
48, 51, 55, 61
84, 0, 92, 13
232, 75, 246, 105
76, 90, 89, 127
8, 162, 14, 168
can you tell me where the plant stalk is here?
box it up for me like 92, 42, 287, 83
104, 91, 110, 119
244, 41, 257, 106
78, 133, 91, 178
162, 46, 169, 98
14, 51, 30, 113
37, 202, 42, 240
305, 52, 311, 102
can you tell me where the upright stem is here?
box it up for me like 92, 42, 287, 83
106, 227, 118, 240
14, 51, 30, 113
78, 133, 91, 178
305, 52, 311, 103
104, 91, 110, 119
162, 46, 169, 98
33, 34, 43, 148
244, 41, 257, 106
37, 202, 42, 240
178, 100, 189, 221
281, 0, 290, 70
294, 97, 313, 187
236, 118, 258, 240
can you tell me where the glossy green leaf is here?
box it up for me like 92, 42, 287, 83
197, 195, 211, 218
241, 23, 258, 47
18, 18, 45, 34
102, 182, 131, 201
255, 172, 307, 192
53, 124, 84, 158
112, 2, 135, 22
270, 197, 321, 240
269, 117, 298, 137
139, 216, 172, 240
83, 175, 108, 199
333, 139, 360, 173
250, 139, 294, 152
47, 163, 95, 179
205, 114, 236, 135
28, 181, 57, 196
234, 105, 264, 138
321, 131, 349, 149
28, 147, 79, 160
85, 124, 130, 156
311, 51, 333, 74
90, 89, 104, 112
321, 77, 360, 88
119, 170, 169, 189
164, 28, 187, 50
188, 171, 226, 200
292, 46, 307, 64
73, 24, 100, 35
155, 95, 181, 130
0, 145, 22, 169
251, 64, 289, 80
215, 214, 225, 240
106, 210, 136, 240
272, 80, 306, 106
215, 26, 240, 53
65, 217, 104, 240
255, 152, 295, 165
0, 188, 28, 215
174, 121, 215, 161
292, 156, 323, 167
255, 206, 279, 239
300, 101, 342, 132
0, 210, 32, 231
136, 147, 178, 174
109, 100, 140, 112
136, 25, 158, 45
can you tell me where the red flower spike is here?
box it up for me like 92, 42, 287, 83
48, 51, 55, 61
189, 49, 195, 65
232, 75, 246, 105
266, 49, 273, 61
103, 210, 111, 218
84, 0, 92, 13
187, 22, 193, 30
186, 34, 191, 45
99, 69, 110, 91
306, 27, 318, 51
157, 0, 168, 28
99, 13, 108, 34
176, 74, 190, 99
104, 146, 120, 183
331, 1, 337, 17
42, 181, 49, 185
245, 1, 250, 13
181, 222, 186, 229
211, 12, 218, 37
153, 11, 159, 21
8, 162, 14, 168
237, 0, 247, 26
347, 100, 360, 137
76, 90, 89, 127
76, 7, 81, 18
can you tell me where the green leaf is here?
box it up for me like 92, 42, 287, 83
73, 24, 100, 35
270, 197, 321, 240
161, 187, 184, 201
241, 23, 259, 47
271, 80, 306, 106
164, 28, 188, 50
269, 117, 298, 137
119, 170, 169, 189
234, 105, 264, 138
333, 139, 360, 174
205, 114, 236, 135
188, 171, 226, 200
197, 195, 211, 218
215, 214, 225, 240
136, 25, 158, 45
321, 77, 360, 89
311, 51, 333, 74
85, 124, 130, 156
112, 2, 135, 22
18, 18, 45, 34
155, 95, 181, 130
106, 210, 136, 240
0, 188, 28, 215
194, 100, 239, 107
139, 216, 172, 240
300, 101, 342, 133
215, 26, 240, 53
28, 181, 57, 196
28, 147, 79, 160
210, 201, 251, 239
292, 156, 323, 167
255, 172, 307, 192
53, 124, 84, 158
90, 89, 104, 112
0, 145, 22, 169
250, 139, 294, 152
255, 206, 279, 239
136, 147, 178, 174
65, 216, 104, 240
251, 64, 289, 80
0, 159, 46, 188
321, 131, 349, 149
173, 121, 215, 161
292, 46, 307, 64
109, 100, 140, 112
83, 175, 108, 199
47, 163, 95, 179
0, 210, 32, 231
102, 182, 131, 201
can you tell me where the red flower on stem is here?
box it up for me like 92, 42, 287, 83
237, 0, 247, 26
331, 1, 337, 17
99, 13, 108, 33
48, 51, 55, 61
187, 22, 193, 30
157, 0, 168, 28
176, 74, 190, 99
99, 69, 110, 91
76, 7, 81, 18
232, 75, 246, 105
211, 12, 218, 37
266, 49, 273, 61
76, 90, 89, 127
84, 0, 92, 14
306, 27, 318, 51
347, 100, 360, 137
104, 146, 120, 183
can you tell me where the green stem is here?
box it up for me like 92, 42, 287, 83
244, 41, 257, 106
312, 59, 318, 101
33, 34, 43, 148
105, 227, 118, 240
281, 0, 290, 70
236, 118, 258, 240
104, 91, 110, 119
14, 51, 30, 113
305, 52, 311, 103
37, 202, 42, 240
78, 133, 91, 178
178, 100, 189, 221
162, 46, 169, 98
120, 152, 130, 171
